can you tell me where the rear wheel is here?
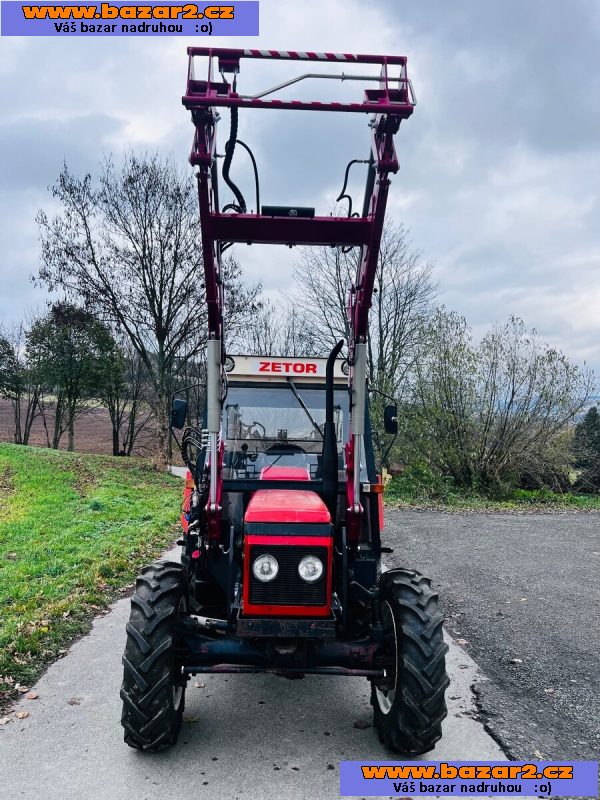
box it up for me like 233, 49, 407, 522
371, 568, 449, 754
120, 561, 188, 752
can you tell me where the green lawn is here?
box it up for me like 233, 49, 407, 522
385, 476, 600, 512
0, 443, 182, 711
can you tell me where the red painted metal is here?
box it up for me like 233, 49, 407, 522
184, 46, 413, 349
184, 48, 413, 117
245, 490, 331, 524
187, 47, 407, 65
210, 213, 370, 246
348, 121, 399, 345
184, 47, 413, 539
183, 93, 413, 115
242, 533, 333, 617
259, 466, 310, 481
195, 143, 222, 336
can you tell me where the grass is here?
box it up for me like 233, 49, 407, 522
384, 473, 600, 512
0, 443, 182, 712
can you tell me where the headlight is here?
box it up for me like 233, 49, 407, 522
252, 554, 279, 582
298, 555, 324, 583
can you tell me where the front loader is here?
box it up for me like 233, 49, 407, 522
120, 47, 449, 755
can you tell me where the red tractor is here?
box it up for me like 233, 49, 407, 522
120, 48, 449, 755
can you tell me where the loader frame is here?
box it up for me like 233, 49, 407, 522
182, 47, 415, 545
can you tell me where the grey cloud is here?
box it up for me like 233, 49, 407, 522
0, 114, 125, 190
0, 190, 50, 324
391, 0, 600, 154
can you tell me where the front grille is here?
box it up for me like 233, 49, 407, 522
249, 545, 328, 606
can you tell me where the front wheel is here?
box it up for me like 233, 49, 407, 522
120, 561, 188, 752
371, 568, 449, 754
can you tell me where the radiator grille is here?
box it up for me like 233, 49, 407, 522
248, 545, 328, 606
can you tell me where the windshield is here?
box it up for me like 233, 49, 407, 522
223, 383, 349, 479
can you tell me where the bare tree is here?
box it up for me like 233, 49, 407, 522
411, 312, 595, 490
26, 302, 116, 451
296, 221, 435, 382
97, 336, 153, 456
573, 406, 600, 493
296, 221, 437, 463
410, 309, 479, 486
37, 152, 260, 462
0, 323, 43, 445
235, 300, 323, 357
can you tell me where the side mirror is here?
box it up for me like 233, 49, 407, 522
383, 404, 398, 435
171, 398, 188, 430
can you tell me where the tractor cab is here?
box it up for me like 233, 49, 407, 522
222, 355, 351, 618
223, 354, 349, 480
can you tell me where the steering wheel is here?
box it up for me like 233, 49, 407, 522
265, 442, 307, 465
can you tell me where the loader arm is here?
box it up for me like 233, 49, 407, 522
183, 47, 415, 538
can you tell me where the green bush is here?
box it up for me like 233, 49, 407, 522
385, 463, 456, 503
511, 487, 559, 504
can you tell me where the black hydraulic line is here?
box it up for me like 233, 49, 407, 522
218, 115, 261, 253
343, 150, 377, 269
222, 107, 247, 214
336, 158, 370, 218
235, 139, 260, 213
322, 340, 345, 518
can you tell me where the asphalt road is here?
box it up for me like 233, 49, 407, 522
384, 509, 600, 761
4, 506, 596, 798
0, 583, 504, 800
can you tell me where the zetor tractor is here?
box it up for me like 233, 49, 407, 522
120, 48, 449, 755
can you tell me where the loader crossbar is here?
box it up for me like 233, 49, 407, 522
183, 46, 413, 535
209, 214, 370, 246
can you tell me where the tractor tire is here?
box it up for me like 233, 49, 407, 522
371, 568, 449, 755
120, 560, 188, 752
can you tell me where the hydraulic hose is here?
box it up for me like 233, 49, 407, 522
235, 139, 260, 213
222, 107, 247, 214
336, 158, 369, 218
322, 339, 345, 518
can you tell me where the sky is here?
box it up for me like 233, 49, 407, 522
1, 0, 599, 371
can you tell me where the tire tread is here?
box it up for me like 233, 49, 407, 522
372, 568, 449, 755
120, 560, 187, 752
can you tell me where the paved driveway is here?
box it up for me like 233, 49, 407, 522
7, 502, 593, 798
384, 509, 600, 760
0, 587, 504, 800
